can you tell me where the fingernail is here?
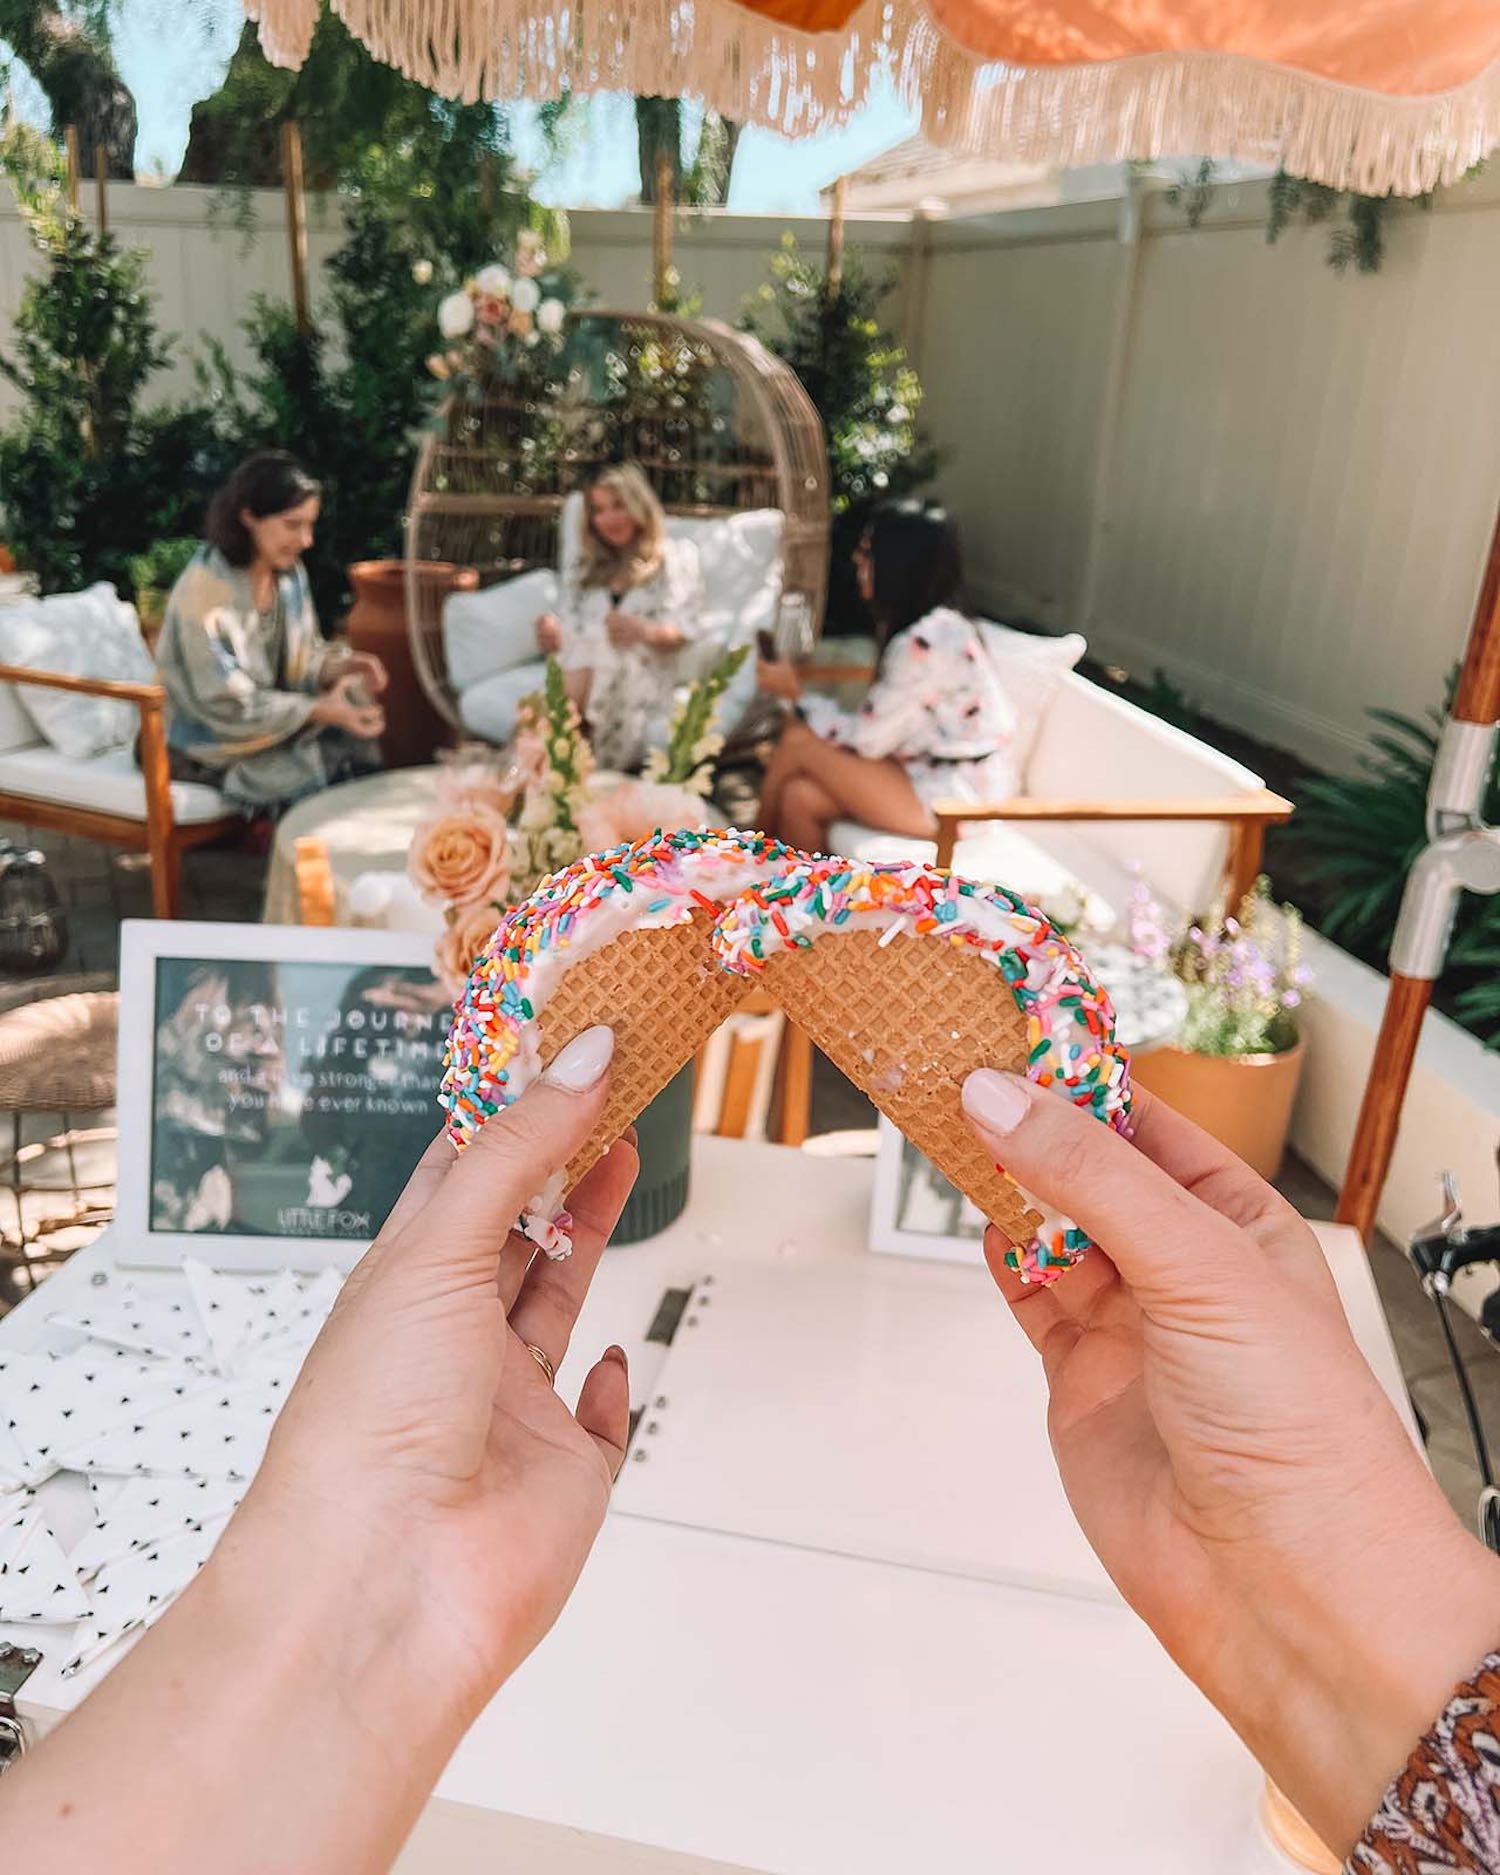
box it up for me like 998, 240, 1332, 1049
542, 1025, 615, 1092
961, 1069, 1031, 1136
603, 1344, 627, 1367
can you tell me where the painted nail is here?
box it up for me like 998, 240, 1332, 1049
541, 1025, 615, 1092
961, 1069, 1031, 1137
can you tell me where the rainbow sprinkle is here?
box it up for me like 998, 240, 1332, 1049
442, 828, 1132, 1279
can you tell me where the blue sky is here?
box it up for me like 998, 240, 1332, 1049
12, 0, 914, 210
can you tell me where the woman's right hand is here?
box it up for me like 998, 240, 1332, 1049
536, 612, 564, 655
312, 672, 385, 740
757, 655, 802, 702
961, 1069, 1500, 1857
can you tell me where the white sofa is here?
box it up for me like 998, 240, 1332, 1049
0, 588, 234, 918
445, 494, 784, 747
820, 622, 1289, 924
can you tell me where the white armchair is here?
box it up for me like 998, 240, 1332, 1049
817, 629, 1291, 923
443, 494, 786, 747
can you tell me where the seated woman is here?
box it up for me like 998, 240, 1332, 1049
155, 452, 387, 818
756, 502, 1017, 854
535, 463, 705, 772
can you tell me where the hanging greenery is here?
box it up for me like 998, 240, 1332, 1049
1164, 157, 1445, 274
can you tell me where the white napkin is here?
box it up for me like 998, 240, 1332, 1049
63, 1511, 234, 1676
0, 1348, 196, 1488
53, 1376, 279, 1482
70, 1475, 246, 1581
0, 1491, 91, 1624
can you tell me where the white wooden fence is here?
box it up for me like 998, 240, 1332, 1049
5, 172, 1500, 770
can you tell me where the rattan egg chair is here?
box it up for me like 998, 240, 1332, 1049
404, 308, 831, 731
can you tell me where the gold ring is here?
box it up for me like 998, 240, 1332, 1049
525, 1343, 556, 1387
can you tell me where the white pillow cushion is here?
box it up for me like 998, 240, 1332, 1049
685, 509, 785, 652
458, 660, 549, 744
977, 621, 1086, 777
0, 682, 38, 755
0, 584, 153, 759
443, 568, 557, 693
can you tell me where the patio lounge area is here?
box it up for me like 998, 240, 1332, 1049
4, 9, 1500, 1870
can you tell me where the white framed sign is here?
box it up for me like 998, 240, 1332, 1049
869, 1116, 1070, 1270
115, 919, 449, 1271
868, 1117, 990, 1266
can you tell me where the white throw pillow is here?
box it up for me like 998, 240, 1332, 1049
443, 568, 558, 693
977, 621, 1086, 776
678, 509, 785, 652
0, 584, 153, 759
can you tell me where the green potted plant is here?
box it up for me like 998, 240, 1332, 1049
1127, 877, 1311, 1178
127, 537, 200, 644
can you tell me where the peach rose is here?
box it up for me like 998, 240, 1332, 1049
435, 899, 506, 993
612, 779, 713, 841
409, 811, 511, 906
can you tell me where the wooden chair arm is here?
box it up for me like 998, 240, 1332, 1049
930, 789, 1294, 830
799, 662, 876, 686
930, 788, 1295, 892
0, 662, 180, 912
0, 662, 166, 707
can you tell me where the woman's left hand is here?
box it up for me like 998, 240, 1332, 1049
757, 655, 803, 702
348, 650, 389, 694
230, 1024, 637, 1712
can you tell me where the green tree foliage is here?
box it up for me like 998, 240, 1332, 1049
634, 96, 739, 206
0, 0, 136, 176
0, 124, 228, 591
741, 235, 936, 631
742, 234, 936, 521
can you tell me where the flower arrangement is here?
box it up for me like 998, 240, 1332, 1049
410, 652, 739, 990
1128, 872, 1310, 1058
645, 643, 750, 790
427, 231, 575, 395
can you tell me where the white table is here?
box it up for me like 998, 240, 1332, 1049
3, 1142, 1412, 1872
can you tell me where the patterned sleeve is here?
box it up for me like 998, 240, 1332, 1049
839, 614, 979, 762
1347, 1653, 1500, 1873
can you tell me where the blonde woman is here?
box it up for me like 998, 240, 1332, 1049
535, 464, 705, 771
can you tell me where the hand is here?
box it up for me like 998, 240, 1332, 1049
234, 1025, 637, 1710
312, 672, 385, 740
536, 611, 564, 654
605, 608, 649, 649
0, 1028, 638, 1875
961, 1070, 1500, 1856
757, 655, 803, 702
343, 650, 389, 695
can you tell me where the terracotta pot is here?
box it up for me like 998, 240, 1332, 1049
1130, 1038, 1305, 1180
344, 559, 478, 770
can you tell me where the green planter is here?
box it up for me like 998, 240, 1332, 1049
611, 1062, 694, 1245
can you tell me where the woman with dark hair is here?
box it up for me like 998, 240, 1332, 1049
154, 452, 387, 815
756, 502, 1017, 853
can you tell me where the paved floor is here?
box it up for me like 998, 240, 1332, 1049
3, 813, 1496, 1537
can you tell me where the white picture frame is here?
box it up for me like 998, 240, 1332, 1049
868, 1117, 990, 1266
115, 919, 444, 1272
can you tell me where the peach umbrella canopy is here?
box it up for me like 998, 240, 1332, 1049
244, 0, 1500, 196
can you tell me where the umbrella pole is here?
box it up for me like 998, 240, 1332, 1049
1336, 502, 1500, 1239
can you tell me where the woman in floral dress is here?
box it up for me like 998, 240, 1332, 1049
757, 502, 1017, 853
